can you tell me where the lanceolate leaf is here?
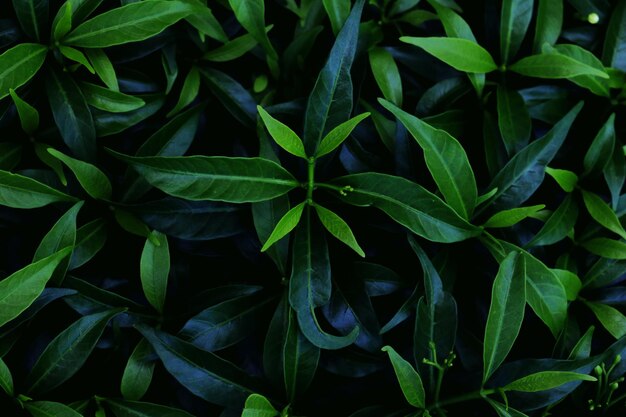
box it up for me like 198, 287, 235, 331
369, 48, 403, 106
483, 205, 545, 228
25, 401, 83, 417
503, 371, 596, 392
261, 201, 305, 252
26, 309, 123, 394
0, 170, 76, 208
48, 148, 112, 200
483, 252, 526, 383
525, 194, 578, 247
380, 99, 477, 219
381, 346, 425, 409
314, 203, 365, 257
241, 394, 279, 417
11, 0, 48, 41
485, 102, 582, 211
533, 0, 562, 53
137, 326, 261, 407
302, 0, 365, 155
140, 230, 170, 314
80, 82, 145, 113
400, 37, 497, 73
497, 86, 531, 155
45, 67, 96, 162
63, 1, 194, 48
509, 54, 609, 79
500, 0, 534, 64
583, 114, 615, 177
602, 0, 626, 71
329, 173, 481, 243
0, 248, 72, 327
111, 152, 299, 203
9, 88, 40, 134
0, 357, 14, 396
105, 399, 194, 417
581, 190, 626, 240
0, 43, 47, 100
315, 112, 370, 158
120, 338, 155, 401
585, 302, 626, 338
289, 207, 359, 349
257, 106, 307, 159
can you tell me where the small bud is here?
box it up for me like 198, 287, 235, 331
610, 382, 619, 391
614, 354, 622, 365
587, 13, 600, 24
595, 365, 603, 376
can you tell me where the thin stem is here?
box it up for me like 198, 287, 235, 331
427, 389, 495, 411
434, 366, 445, 405
609, 391, 626, 408
306, 157, 315, 203
316, 182, 354, 195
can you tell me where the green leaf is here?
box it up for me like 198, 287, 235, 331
136, 326, 260, 407
257, 106, 307, 159
202, 31, 260, 62
483, 205, 545, 228
545, 44, 610, 97
486, 399, 529, 417
52, 2, 72, 41
289, 207, 359, 349
0, 358, 14, 396
58, 45, 95, 74
12, 0, 48, 41
84, 49, 118, 91
315, 112, 370, 158
26, 309, 122, 394
602, 0, 626, 71
329, 173, 481, 243
583, 114, 615, 177
603, 141, 625, 209
581, 190, 626, 240
33, 201, 82, 285
323, 0, 350, 35
483, 252, 526, 382
568, 325, 594, 359
228, 0, 279, 77
0, 248, 71, 328
302, 0, 365, 155
533, 0, 562, 53
0, 43, 47, 100
581, 238, 626, 260
585, 302, 626, 339
120, 338, 155, 401
429, 2, 485, 94
45, 67, 96, 162
179, 0, 227, 43
140, 230, 169, 314
0, 170, 76, 208
114, 209, 152, 241
110, 151, 299, 203
80, 82, 145, 113
9, 88, 40, 134
503, 371, 596, 392
526, 194, 578, 247
509, 54, 609, 79
25, 401, 83, 417
545, 167, 578, 192
400, 36, 497, 73
497, 86, 531, 155
199, 68, 256, 128
242, 394, 279, 417
552, 269, 581, 301
381, 345, 425, 409
261, 201, 305, 252
381, 100, 477, 219
500, 0, 534, 64
105, 399, 194, 417
369, 48, 403, 106
34, 143, 67, 186
69, 218, 108, 269
64, 1, 193, 48
167, 67, 200, 118
48, 148, 112, 200
0, 143, 22, 171
263, 293, 319, 402
485, 102, 582, 211
314, 203, 365, 257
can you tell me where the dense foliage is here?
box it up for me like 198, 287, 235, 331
1, 0, 625, 416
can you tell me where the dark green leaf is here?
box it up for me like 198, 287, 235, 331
602, 0, 626, 71
496, 86, 531, 155
12, 0, 48, 41
400, 36, 497, 73
25, 401, 83, 417
84, 49, 118, 91
140, 230, 169, 314
48, 148, 112, 200
581, 190, 626, 240
581, 238, 626, 260
105, 399, 194, 417
302, 0, 365, 155
199, 68, 256, 128
120, 338, 155, 401
381, 345, 425, 409
59, 46, 94, 74
369, 48, 402, 106
585, 302, 626, 338
322, 0, 350, 35
483, 252, 526, 382
381, 99, 477, 219
64, 1, 193, 48
0, 43, 47, 100
80, 82, 145, 113
202, 31, 260, 62
533, 0, 562, 53
137, 326, 261, 407
69, 218, 107, 269
26, 309, 122, 394
525, 194, 578, 247
167, 67, 200, 118
52, 2, 72, 41
500, 0, 534, 63
583, 114, 615, 177
45, 67, 96, 162
9, 88, 39, 134
329, 173, 481, 243
111, 152, 299, 203
0, 358, 13, 396
0, 248, 71, 327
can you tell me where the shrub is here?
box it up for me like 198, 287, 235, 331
0, 0, 625, 416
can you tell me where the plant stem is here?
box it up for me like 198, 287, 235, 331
608, 391, 626, 408
427, 389, 495, 412
306, 157, 315, 203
